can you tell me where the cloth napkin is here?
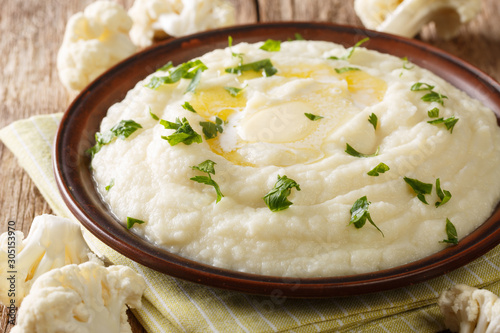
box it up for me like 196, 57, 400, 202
3, 113, 500, 333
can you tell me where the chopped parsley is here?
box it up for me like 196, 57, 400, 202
349, 196, 383, 236
224, 86, 244, 97
368, 113, 378, 129
228, 36, 244, 64
435, 178, 452, 207
427, 116, 459, 133
402, 57, 414, 70
427, 107, 440, 118
411, 82, 448, 105
260, 39, 281, 52
411, 82, 434, 91
126, 217, 145, 229
441, 218, 458, 245
105, 178, 114, 191
304, 113, 324, 121
156, 61, 173, 72
190, 160, 224, 203
149, 108, 160, 120
225, 58, 277, 77
403, 176, 433, 204
335, 67, 360, 74
87, 120, 142, 158
160, 117, 202, 146
328, 37, 369, 60
199, 117, 224, 139
145, 59, 208, 92
182, 101, 197, 113
367, 163, 390, 176
345, 143, 379, 158
263, 175, 301, 212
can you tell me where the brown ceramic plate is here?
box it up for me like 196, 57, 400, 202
53, 22, 500, 297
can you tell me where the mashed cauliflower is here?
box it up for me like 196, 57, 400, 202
90, 39, 500, 277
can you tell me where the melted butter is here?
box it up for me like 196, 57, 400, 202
189, 86, 246, 121
340, 70, 387, 103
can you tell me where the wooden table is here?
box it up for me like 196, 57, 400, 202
1, 0, 499, 331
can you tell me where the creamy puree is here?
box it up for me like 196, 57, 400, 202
91, 40, 500, 277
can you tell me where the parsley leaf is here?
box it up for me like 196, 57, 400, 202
368, 113, 378, 129
160, 117, 202, 146
335, 67, 360, 74
441, 218, 458, 245
149, 109, 160, 120
225, 58, 277, 77
87, 120, 142, 159
224, 86, 244, 97
190, 160, 224, 203
421, 91, 448, 105
304, 113, 323, 121
328, 37, 369, 60
367, 163, 390, 176
427, 116, 459, 133
199, 117, 224, 139
427, 107, 440, 118
263, 175, 301, 212
435, 178, 452, 207
182, 101, 197, 113
345, 143, 379, 158
260, 39, 281, 52
402, 57, 414, 70
105, 178, 114, 191
146, 60, 208, 92
349, 196, 384, 236
411, 82, 435, 91
404, 176, 433, 204
126, 217, 145, 229
156, 61, 173, 72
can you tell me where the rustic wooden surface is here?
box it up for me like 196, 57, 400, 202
0, 0, 499, 331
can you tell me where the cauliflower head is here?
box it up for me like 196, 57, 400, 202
11, 261, 146, 333
0, 214, 95, 306
439, 284, 500, 333
57, 0, 137, 92
128, 0, 235, 48
354, 0, 481, 40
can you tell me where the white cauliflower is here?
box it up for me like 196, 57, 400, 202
354, 0, 481, 39
128, 0, 235, 48
0, 214, 95, 306
57, 0, 137, 92
439, 284, 500, 332
11, 261, 146, 333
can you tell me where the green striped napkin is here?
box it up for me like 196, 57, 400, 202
2, 113, 500, 332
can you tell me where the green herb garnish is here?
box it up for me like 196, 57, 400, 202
368, 113, 378, 129
427, 107, 440, 118
225, 58, 277, 77
199, 117, 224, 139
411, 82, 435, 91
435, 178, 452, 207
304, 113, 323, 121
335, 67, 360, 74
367, 163, 390, 176
160, 117, 202, 146
294, 33, 305, 40
190, 160, 224, 203
349, 196, 383, 236
105, 178, 114, 191
87, 120, 142, 158
441, 218, 458, 245
402, 57, 414, 70
182, 101, 197, 113
228, 36, 244, 64
224, 86, 244, 97
404, 176, 433, 204
263, 175, 301, 212
146, 59, 208, 92
185, 68, 203, 93
126, 217, 145, 229
427, 116, 459, 133
149, 108, 160, 120
260, 39, 281, 52
328, 37, 369, 60
421, 91, 448, 105
156, 61, 173, 72
345, 143, 379, 158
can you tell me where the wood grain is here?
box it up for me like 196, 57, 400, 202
0, 0, 499, 331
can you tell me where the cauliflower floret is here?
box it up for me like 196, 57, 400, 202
11, 261, 146, 333
354, 0, 481, 39
128, 0, 235, 48
0, 215, 95, 306
439, 284, 500, 332
57, 0, 137, 92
